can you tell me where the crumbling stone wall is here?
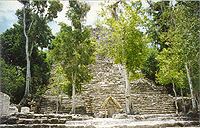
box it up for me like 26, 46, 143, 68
0, 92, 10, 116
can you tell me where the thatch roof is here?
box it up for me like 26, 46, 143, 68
102, 96, 122, 109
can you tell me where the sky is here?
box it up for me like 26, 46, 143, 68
0, 0, 150, 35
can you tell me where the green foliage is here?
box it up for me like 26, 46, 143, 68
146, 1, 171, 51
96, 1, 148, 79
31, 48, 51, 94
50, 22, 95, 97
16, 0, 63, 49
148, 1, 199, 97
0, 24, 51, 103
49, 65, 69, 96
141, 47, 159, 81
14, 0, 63, 101
66, 0, 90, 30
0, 58, 25, 104
46, 1, 63, 22
1, 24, 26, 67
156, 48, 184, 88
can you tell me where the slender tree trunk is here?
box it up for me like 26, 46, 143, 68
181, 88, 186, 113
56, 95, 59, 114
71, 72, 76, 114
172, 81, 178, 114
185, 63, 196, 110
24, 5, 31, 97
125, 69, 131, 114
20, 3, 31, 104
25, 55, 31, 97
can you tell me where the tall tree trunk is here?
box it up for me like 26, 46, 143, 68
20, 3, 31, 104
181, 88, 186, 113
185, 63, 196, 110
24, 5, 31, 96
71, 72, 76, 114
125, 69, 131, 114
172, 80, 178, 114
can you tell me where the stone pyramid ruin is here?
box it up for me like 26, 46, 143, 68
40, 54, 176, 117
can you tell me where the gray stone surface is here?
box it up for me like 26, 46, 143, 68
0, 92, 10, 116
21, 107, 30, 114
9, 105, 18, 115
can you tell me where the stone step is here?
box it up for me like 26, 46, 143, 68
132, 103, 175, 106
2, 113, 198, 127
135, 106, 175, 110
128, 114, 177, 118
1, 114, 93, 125
137, 109, 176, 112
136, 107, 175, 110
138, 111, 176, 114
1, 120, 199, 128
131, 93, 173, 97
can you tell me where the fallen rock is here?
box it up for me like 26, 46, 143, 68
21, 107, 30, 114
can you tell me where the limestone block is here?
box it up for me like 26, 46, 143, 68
21, 107, 30, 113
112, 113, 128, 119
9, 106, 18, 114
0, 92, 10, 116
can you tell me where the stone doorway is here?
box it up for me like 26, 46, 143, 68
102, 96, 122, 118
107, 101, 116, 117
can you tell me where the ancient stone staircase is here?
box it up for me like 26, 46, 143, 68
83, 55, 176, 115
130, 79, 175, 114
1, 113, 199, 127
39, 54, 176, 116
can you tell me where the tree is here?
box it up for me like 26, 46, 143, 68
161, 1, 199, 111
48, 65, 69, 114
50, 22, 95, 114
16, 0, 63, 104
96, 1, 148, 114
50, 1, 95, 114
153, 1, 199, 111
172, 1, 199, 111
0, 24, 51, 104
156, 48, 184, 114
